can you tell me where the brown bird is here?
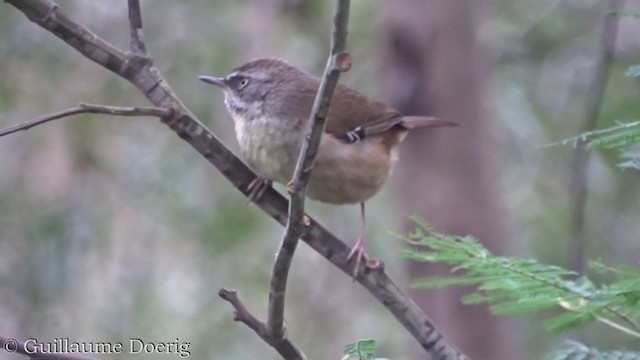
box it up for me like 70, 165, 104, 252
199, 58, 457, 276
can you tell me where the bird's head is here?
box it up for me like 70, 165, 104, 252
199, 58, 297, 119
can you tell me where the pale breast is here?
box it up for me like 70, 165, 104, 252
234, 114, 394, 205
235, 115, 301, 184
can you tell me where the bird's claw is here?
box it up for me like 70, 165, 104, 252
247, 177, 272, 204
347, 236, 369, 278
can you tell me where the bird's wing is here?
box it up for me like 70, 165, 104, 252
324, 84, 403, 142
273, 75, 405, 142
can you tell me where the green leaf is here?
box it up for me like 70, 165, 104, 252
547, 308, 597, 333
586, 124, 640, 149
488, 297, 562, 315
412, 276, 482, 289
343, 339, 376, 360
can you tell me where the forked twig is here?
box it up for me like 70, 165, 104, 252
219, 289, 305, 359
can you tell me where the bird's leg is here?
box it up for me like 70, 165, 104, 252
247, 177, 272, 203
347, 202, 369, 277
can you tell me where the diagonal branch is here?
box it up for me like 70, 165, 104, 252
4, 1, 467, 359
127, 0, 148, 56
267, 0, 351, 343
0, 103, 172, 137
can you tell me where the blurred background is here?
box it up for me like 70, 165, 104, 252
1, 0, 640, 359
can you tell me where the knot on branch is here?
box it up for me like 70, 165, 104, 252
334, 52, 352, 72
286, 181, 301, 195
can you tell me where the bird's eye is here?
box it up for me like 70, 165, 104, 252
239, 78, 249, 89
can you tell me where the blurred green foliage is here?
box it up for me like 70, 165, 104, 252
1, 1, 640, 359
547, 341, 640, 360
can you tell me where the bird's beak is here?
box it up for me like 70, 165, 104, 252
198, 75, 227, 89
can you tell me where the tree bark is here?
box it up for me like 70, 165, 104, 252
381, 1, 521, 358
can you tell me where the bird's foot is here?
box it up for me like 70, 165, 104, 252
347, 235, 369, 278
247, 177, 272, 204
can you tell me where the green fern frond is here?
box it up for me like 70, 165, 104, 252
586, 122, 640, 149
547, 341, 640, 360
546, 121, 640, 170
402, 222, 640, 337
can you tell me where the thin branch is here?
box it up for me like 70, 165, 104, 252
0, 103, 172, 137
267, 0, 351, 343
568, 0, 624, 274
5, 1, 467, 359
127, 0, 147, 55
0, 336, 91, 360
218, 289, 306, 360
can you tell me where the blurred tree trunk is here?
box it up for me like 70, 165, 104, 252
381, 1, 521, 359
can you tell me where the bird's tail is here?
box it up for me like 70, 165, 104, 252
400, 116, 459, 129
